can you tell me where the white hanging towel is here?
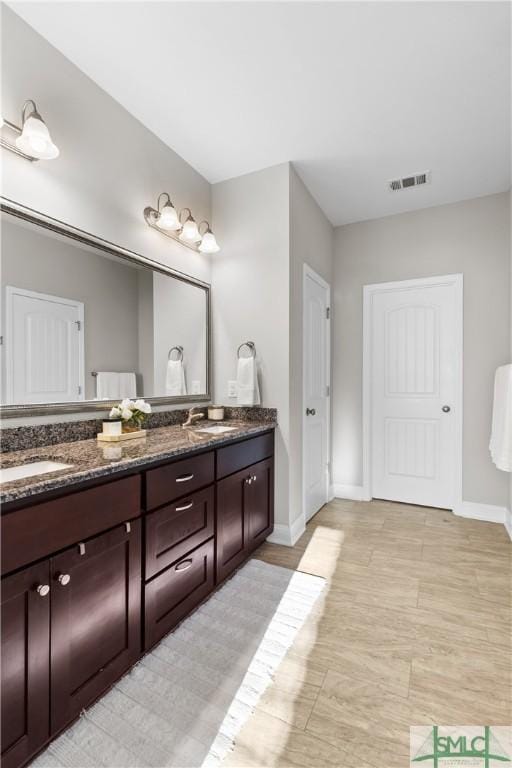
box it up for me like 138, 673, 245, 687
95, 372, 120, 400
119, 372, 137, 399
166, 359, 187, 396
236, 356, 261, 406
489, 364, 512, 472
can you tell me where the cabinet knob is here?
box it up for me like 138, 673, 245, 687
36, 584, 50, 597
306, 408, 316, 416
246, 477, 252, 485
57, 573, 71, 586
252, 475, 257, 482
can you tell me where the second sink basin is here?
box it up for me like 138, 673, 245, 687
195, 425, 238, 435
0, 460, 73, 484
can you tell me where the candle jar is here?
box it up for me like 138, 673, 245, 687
208, 405, 225, 421
102, 418, 122, 437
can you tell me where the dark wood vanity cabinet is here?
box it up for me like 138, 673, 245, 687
1, 522, 141, 765
216, 450, 274, 583
1, 429, 274, 768
1, 562, 51, 768
50, 521, 141, 733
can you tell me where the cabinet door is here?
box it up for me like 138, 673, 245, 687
216, 466, 252, 583
1, 562, 50, 768
50, 520, 141, 733
247, 457, 274, 550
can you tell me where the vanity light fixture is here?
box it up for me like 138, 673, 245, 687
178, 208, 201, 244
143, 194, 221, 253
154, 192, 180, 231
0, 100, 59, 161
198, 221, 220, 254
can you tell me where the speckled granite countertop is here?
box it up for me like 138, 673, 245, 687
0, 420, 276, 505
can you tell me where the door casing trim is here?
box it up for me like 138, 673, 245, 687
303, 263, 331, 526
362, 273, 463, 511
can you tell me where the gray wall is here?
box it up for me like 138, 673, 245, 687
212, 163, 291, 530
332, 191, 511, 508
289, 167, 334, 529
2, 218, 140, 400
212, 163, 333, 541
153, 274, 207, 395
1, 6, 212, 424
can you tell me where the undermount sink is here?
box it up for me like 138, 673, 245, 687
195, 425, 238, 435
0, 461, 73, 484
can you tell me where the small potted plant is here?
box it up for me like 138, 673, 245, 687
110, 399, 152, 433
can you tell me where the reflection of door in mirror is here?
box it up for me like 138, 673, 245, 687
5, 287, 85, 404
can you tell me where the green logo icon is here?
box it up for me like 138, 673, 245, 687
412, 726, 511, 767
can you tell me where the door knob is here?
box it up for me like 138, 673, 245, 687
57, 573, 71, 586
306, 408, 316, 416
36, 584, 50, 597
441, 405, 451, 413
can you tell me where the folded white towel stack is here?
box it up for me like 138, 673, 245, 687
236, 356, 261, 406
489, 363, 512, 472
166, 359, 187, 396
96, 372, 137, 400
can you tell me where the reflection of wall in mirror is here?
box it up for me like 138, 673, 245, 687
152, 274, 207, 396
1, 219, 139, 401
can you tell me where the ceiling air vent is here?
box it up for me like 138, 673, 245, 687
388, 171, 431, 192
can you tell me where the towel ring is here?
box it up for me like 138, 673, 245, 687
237, 341, 256, 359
168, 345, 184, 362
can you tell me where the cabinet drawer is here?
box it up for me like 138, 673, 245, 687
144, 538, 214, 650
216, 432, 274, 480
1, 475, 141, 576
145, 452, 214, 511
145, 486, 214, 580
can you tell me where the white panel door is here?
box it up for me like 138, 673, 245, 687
6, 287, 84, 404
304, 267, 330, 522
370, 280, 459, 509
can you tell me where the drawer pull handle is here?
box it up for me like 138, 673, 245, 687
175, 501, 194, 512
252, 475, 257, 482
125, 521, 131, 533
175, 559, 193, 572
176, 473, 194, 483
78, 542, 86, 556
57, 573, 71, 586
36, 584, 50, 597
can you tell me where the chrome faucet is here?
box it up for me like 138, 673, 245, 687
182, 407, 205, 428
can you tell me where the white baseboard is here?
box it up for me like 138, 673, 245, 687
505, 508, 512, 541
330, 483, 371, 501
267, 515, 306, 547
454, 500, 511, 532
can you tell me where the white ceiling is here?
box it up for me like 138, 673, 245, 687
9, 1, 511, 225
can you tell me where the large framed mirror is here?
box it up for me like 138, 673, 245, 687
0, 198, 211, 417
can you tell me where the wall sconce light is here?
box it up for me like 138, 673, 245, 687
0, 100, 59, 161
144, 194, 221, 253
178, 208, 201, 244
198, 221, 220, 253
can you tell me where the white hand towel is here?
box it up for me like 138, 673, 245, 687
489, 364, 512, 472
166, 360, 187, 396
119, 372, 137, 399
95, 372, 121, 400
236, 356, 261, 406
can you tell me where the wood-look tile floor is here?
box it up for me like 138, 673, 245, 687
222, 499, 512, 768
